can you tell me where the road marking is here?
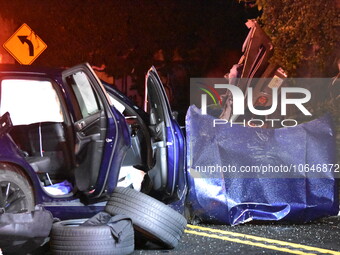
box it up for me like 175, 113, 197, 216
186, 224, 340, 255
185, 230, 316, 255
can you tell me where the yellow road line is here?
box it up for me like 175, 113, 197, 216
185, 230, 316, 255
186, 224, 340, 255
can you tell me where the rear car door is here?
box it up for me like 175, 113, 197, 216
145, 67, 186, 201
62, 63, 130, 198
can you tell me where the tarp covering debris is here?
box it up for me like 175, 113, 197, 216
185, 105, 339, 225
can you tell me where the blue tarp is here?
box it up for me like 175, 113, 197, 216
185, 105, 339, 225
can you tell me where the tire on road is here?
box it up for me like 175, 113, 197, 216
0, 164, 35, 213
50, 216, 134, 255
105, 187, 187, 249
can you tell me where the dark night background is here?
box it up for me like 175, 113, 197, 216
0, 0, 260, 121
0, 0, 257, 76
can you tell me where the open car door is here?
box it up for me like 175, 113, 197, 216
62, 63, 130, 199
145, 67, 186, 201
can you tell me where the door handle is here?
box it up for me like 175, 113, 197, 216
75, 121, 86, 131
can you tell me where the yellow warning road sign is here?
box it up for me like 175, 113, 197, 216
3, 23, 47, 65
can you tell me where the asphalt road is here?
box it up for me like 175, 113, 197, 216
134, 215, 340, 255
24, 213, 340, 255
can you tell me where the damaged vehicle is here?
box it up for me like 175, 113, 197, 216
219, 20, 288, 124
0, 63, 186, 219
185, 20, 339, 225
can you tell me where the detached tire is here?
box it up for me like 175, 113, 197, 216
50, 217, 134, 255
105, 187, 187, 248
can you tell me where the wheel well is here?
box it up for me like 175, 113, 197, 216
0, 162, 37, 203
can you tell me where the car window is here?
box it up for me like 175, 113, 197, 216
147, 77, 165, 123
67, 71, 100, 120
0, 79, 64, 125
108, 94, 125, 114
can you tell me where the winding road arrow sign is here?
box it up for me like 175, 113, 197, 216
17, 35, 34, 56
3, 23, 47, 65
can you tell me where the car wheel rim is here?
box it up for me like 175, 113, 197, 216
0, 181, 28, 213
